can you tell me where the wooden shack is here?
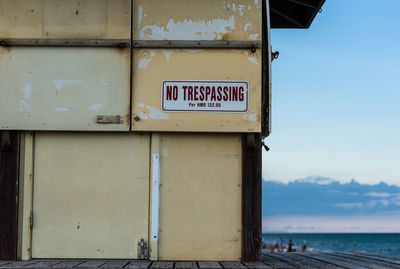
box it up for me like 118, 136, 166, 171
0, 0, 324, 262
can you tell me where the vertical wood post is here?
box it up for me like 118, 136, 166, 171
0, 131, 20, 260
241, 133, 262, 261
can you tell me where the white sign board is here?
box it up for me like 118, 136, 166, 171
162, 80, 249, 113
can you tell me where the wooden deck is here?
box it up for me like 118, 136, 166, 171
0, 252, 399, 269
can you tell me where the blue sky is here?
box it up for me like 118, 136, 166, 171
262, 0, 400, 185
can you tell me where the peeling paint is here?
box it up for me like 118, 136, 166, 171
138, 58, 152, 69
162, 50, 173, 62
137, 103, 145, 108
21, 82, 32, 99
19, 100, 31, 112
248, 114, 257, 121
139, 16, 235, 40
99, 80, 108, 86
88, 104, 102, 112
238, 5, 246, 16
139, 111, 148, 119
146, 105, 169, 120
248, 33, 259, 40
184, 49, 203, 54
55, 107, 71, 112
138, 5, 143, 28
248, 56, 260, 66
243, 23, 252, 31
53, 79, 84, 91
254, 0, 259, 5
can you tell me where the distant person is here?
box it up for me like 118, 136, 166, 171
302, 241, 307, 252
288, 239, 293, 252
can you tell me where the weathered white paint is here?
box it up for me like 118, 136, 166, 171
248, 113, 257, 121
139, 17, 235, 40
248, 33, 259, 40
151, 153, 160, 243
162, 50, 173, 62
238, 5, 246, 16
20, 82, 32, 99
139, 111, 149, 119
54, 107, 71, 112
88, 104, 102, 112
0, 47, 130, 131
138, 5, 144, 28
248, 56, 260, 66
243, 23, 252, 31
53, 79, 84, 91
147, 105, 169, 120
137, 103, 145, 108
19, 100, 31, 112
138, 58, 152, 69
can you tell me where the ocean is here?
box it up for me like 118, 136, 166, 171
262, 233, 400, 258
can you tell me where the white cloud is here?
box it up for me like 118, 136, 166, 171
334, 202, 363, 208
263, 215, 400, 233
365, 192, 391, 198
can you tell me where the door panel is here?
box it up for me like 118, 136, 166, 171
0, 47, 130, 131
0, 0, 131, 39
132, 49, 261, 132
133, 0, 261, 41
32, 133, 149, 258
158, 134, 242, 261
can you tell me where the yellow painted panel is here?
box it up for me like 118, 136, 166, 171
32, 133, 150, 258
132, 49, 261, 132
133, 0, 261, 41
158, 134, 242, 261
0, 47, 130, 131
0, 0, 130, 38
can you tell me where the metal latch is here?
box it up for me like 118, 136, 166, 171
29, 211, 33, 228
96, 115, 124, 124
137, 239, 148, 260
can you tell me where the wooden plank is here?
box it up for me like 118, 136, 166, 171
332, 252, 400, 268
23, 260, 62, 268
198, 262, 222, 269
150, 261, 174, 269
220, 262, 246, 269
53, 261, 84, 268
242, 133, 262, 262
356, 252, 400, 261
295, 252, 365, 269
262, 254, 296, 269
0, 260, 39, 268
100, 261, 130, 268
282, 253, 342, 269
243, 262, 272, 269
126, 261, 152, 269
0, 263, 13, 267
0, 131, 19, 260
174, 262, 198, 269
321, 253, 394, 269
348, 252, 400, 265
75, 260, 107, 268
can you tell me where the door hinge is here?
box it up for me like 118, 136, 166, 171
29, 211, 33, 228
137, 239, 148, 260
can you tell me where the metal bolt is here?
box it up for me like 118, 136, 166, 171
134, 116, 140, 121
0, 40, 8, 47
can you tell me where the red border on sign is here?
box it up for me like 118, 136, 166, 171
161, 80, 249, 113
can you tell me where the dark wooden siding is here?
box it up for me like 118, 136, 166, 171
242, 133, 262, 261
0, 131, 19, 260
